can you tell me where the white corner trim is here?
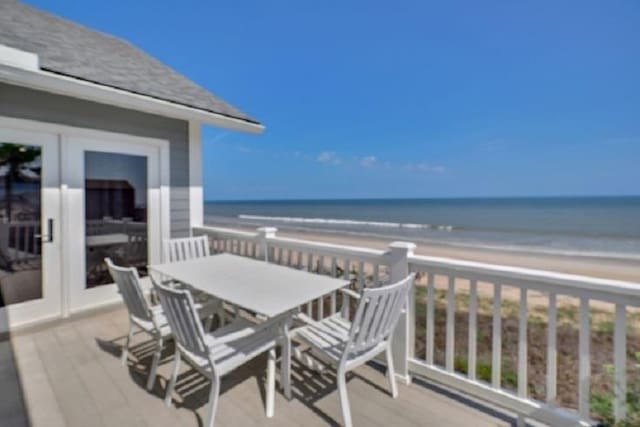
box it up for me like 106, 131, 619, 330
0, 63, 265, 134
0, 44, 39, 71
189, 121, 204, 230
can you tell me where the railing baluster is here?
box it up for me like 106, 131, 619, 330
318, 255, 325, 274
468, 279, 478, 380
357, 261, 365, 290
614, 303, 627, 422
318, 296, 324, 319
426, 272, 435, 365
578, 297, 590, 420
21, 226, 27, 256
492, 284, 502, 388
546, 292, 557, 405
331, 256, 337, 277
343, 258, 351, 318
373, 264, 379, 286
446, 275, 455, 372
306, 254, 313, 315
331, 291, 337, 315
307, 253, 313, 272
518, 288, 528, 397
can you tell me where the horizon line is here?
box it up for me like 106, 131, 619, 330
204, 194, 640, 203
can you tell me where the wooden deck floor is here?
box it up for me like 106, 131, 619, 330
0, 306, 513, 427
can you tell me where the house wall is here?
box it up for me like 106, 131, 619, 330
0, 82, 191, 237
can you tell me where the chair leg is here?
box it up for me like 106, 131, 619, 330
121, 321, 134, 366
217, 303, 226, 326
146, 336, 163, 391
266, 348, 276, 418
337, 369, 353, 427
385, 345, 399, 398
164, 350, 181, 407
204, 315, 214, 332
280, 333, 292, 400
206, 376, 221, 427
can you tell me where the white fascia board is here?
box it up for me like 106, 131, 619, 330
0, 63, 265, 134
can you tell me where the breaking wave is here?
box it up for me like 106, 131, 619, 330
237, 214, 454, 231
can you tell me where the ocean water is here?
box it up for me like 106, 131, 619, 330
204, 197, 640, 260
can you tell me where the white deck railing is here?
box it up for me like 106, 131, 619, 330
193, 225, 640, 427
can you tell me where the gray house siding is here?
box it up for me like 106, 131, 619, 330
0, 82, 191, 237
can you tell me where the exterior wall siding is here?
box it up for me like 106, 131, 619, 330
0, 83, 190, 237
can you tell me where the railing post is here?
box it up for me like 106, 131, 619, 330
257, 227, 277, 262
388, 241, 416, 385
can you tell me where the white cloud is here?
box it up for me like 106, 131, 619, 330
406, 163, 446, 174
359, 155, 377, 167
207, 131, 231, 144
317, 151, 341, 165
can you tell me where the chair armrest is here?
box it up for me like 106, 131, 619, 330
339, 287, 361, 300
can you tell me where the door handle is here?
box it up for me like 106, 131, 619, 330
35, 218, 54, 243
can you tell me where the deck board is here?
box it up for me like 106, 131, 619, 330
1, 306, 512, 426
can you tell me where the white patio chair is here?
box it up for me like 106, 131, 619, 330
152, 276, 285, 427
162, 235, 210, 262
105, 258, 217, 391
292, 273, 415, 427
163, 235, 237, 324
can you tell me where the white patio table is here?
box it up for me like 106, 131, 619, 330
148, 252, 349, 399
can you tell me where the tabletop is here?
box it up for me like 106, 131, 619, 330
149, 253, 349, 317
86, 233, 129, 248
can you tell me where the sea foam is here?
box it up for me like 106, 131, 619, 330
237, 214, 453, 231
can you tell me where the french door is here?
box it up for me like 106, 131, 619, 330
0, 127, 62, 330
63, 135, 167, 314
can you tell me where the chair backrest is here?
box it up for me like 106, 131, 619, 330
105, 258, 152, 322
151, 276, 209, 359
163, 235, 210, 263
345, 273, 415, 357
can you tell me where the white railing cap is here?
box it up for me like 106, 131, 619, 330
409, 253, 640, 299
257, 226, 278, 235
389, 241, 417, 251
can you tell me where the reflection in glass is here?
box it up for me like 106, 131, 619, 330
85, 151, 147, 288
0, 143, 42, 307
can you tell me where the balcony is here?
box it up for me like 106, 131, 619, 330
3, 305, 510, 427
1, 224, 638, 426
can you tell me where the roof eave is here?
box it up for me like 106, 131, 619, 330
0, 64, 265, 134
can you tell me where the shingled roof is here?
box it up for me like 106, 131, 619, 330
0, 0, 259, 125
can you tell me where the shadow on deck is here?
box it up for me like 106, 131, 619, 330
0, 306, 518, 427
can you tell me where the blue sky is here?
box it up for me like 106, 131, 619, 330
28, 0, 640, 200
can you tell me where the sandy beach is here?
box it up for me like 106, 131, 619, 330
208, 222, 640, 283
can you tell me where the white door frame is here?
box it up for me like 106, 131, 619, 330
0, 123, 62, 330
63, 133, 170, 315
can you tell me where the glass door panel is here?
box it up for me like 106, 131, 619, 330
0, 143, 43, 306
84, 151, 148, 288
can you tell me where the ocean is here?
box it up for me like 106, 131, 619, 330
204, 197, 640, 260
